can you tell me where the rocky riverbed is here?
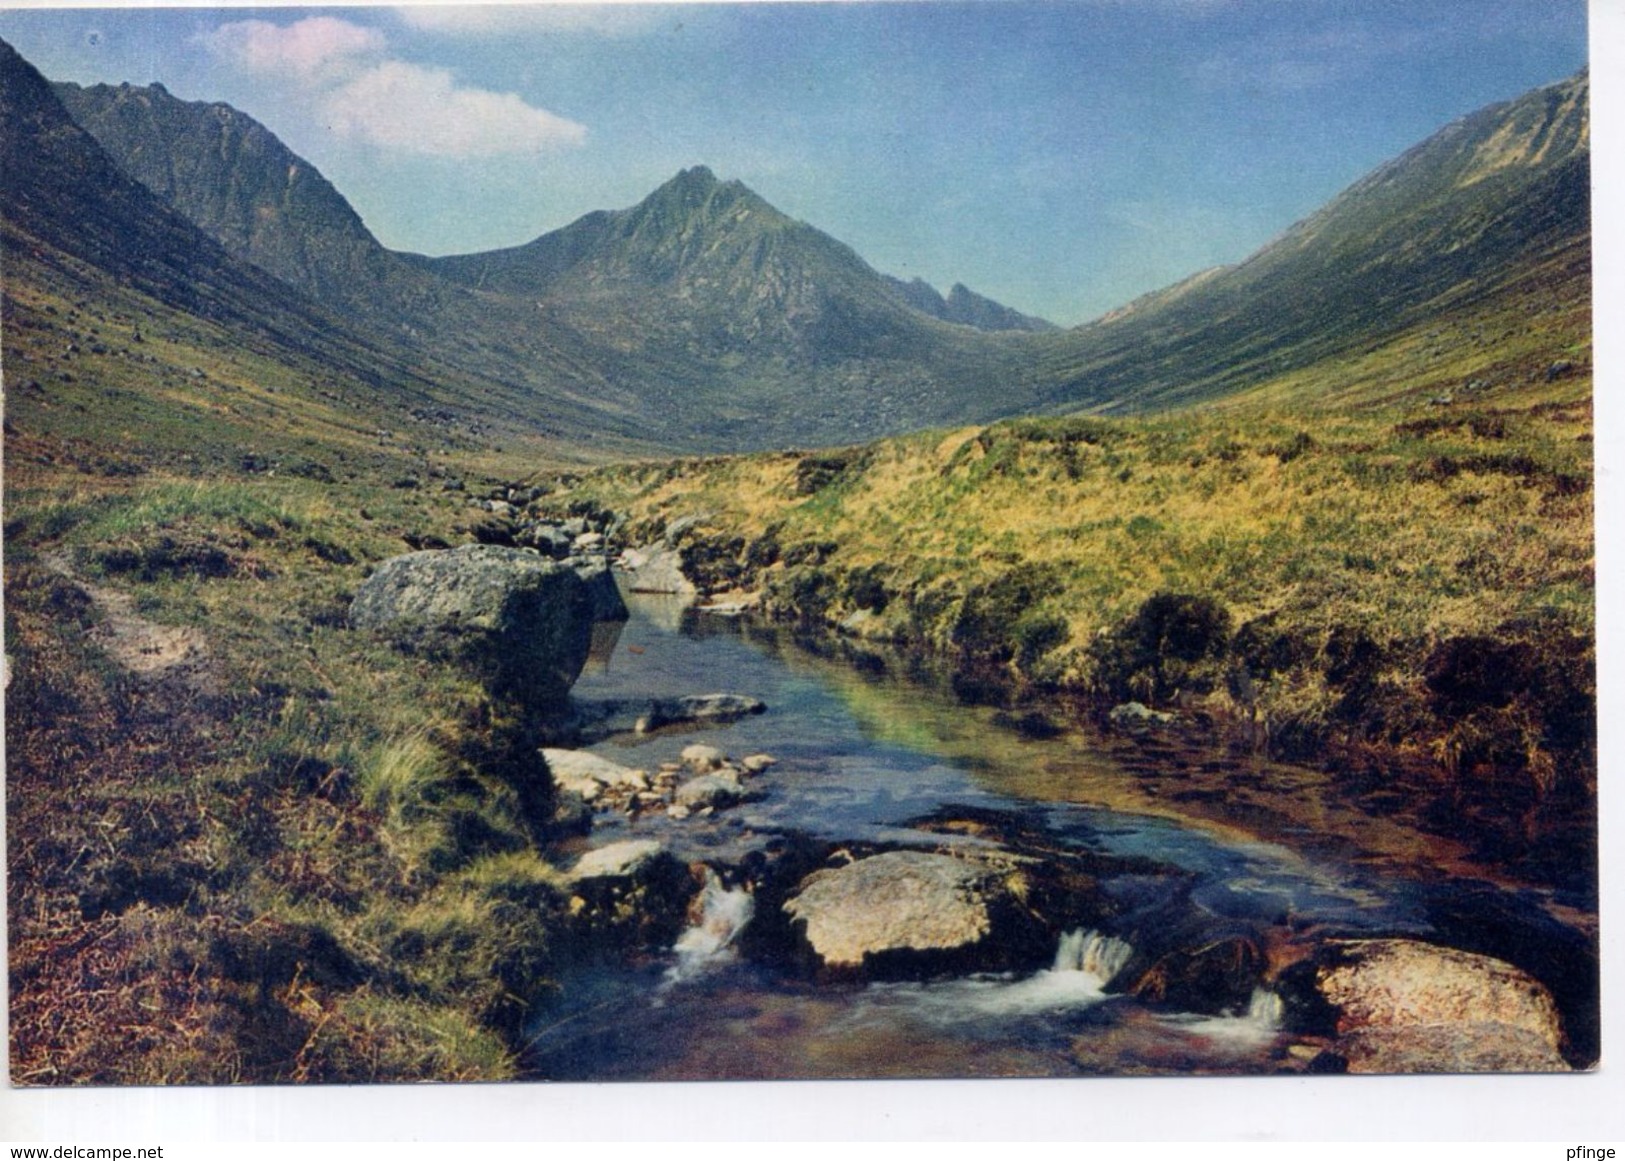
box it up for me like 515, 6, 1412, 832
353, 516, 1595, 1078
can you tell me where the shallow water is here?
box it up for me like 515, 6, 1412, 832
523, 593, 1593, 1080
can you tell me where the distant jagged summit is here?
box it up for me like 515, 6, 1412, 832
887, 276, 1056, 333
424, 167, 1051, 337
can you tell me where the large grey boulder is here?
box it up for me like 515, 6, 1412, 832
782, 850, 1046, 978
351, 544, 594, 710
569, 556, 630, 623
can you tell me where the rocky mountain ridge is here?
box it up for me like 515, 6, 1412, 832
20, 45, 1593, 449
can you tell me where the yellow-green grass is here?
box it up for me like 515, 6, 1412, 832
543, 343, 1594, 858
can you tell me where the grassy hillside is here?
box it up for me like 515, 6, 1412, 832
2, 254, 624, 1081
540, 297, 1593, 886
1024, 70, 1589, 416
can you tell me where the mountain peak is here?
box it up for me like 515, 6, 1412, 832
649, 165, 724, 205
674, 164, 718, 187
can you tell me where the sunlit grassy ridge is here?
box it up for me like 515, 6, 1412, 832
546, 317, 1594, 864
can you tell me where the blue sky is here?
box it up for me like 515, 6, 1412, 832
0, 1, 1590, 324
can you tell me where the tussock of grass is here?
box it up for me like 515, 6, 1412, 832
358, 731, 445, 819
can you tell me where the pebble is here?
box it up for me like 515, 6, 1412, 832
681, 743, 727, 773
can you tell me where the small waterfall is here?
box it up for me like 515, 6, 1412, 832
662, 869, 755, 990
1245, 987, 1284, 1030
1053, 928, 1134, 990
1161, 985, 1286, 1047
849, 927, 1138, 1024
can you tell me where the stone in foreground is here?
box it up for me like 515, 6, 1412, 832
566, 839, 695, 952
1307, 938, 1570, 1072
350, 544, 594, 710
569, 839, 669, 883
782, 850, 1045, 978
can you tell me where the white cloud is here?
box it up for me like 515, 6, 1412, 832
394, 4, 675, 38
200, 17, 384, 82
326, 60, 587, 156
199, 15, 587, 158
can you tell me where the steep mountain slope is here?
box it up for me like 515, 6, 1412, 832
1032, 70, 1590, 413
58, 81, 1044, 449
1, 39, 458, 422
52, 80, 407, 319
3, 43, 667, 459
5, 44, 335, 348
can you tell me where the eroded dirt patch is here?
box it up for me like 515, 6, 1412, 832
44, 554, 209, 683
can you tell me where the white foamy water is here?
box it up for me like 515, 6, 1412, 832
830, 928, 1136, 1028
1159, 987, 1286, 1047
1052, 928, 1134, 985
661, 869, 755, 990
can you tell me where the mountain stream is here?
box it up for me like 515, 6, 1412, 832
521, 593, 1595, 1080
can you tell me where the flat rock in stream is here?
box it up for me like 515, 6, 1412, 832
782, 850, 1047, 978
569, 839, 669, 883
542, 749, 649, 800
